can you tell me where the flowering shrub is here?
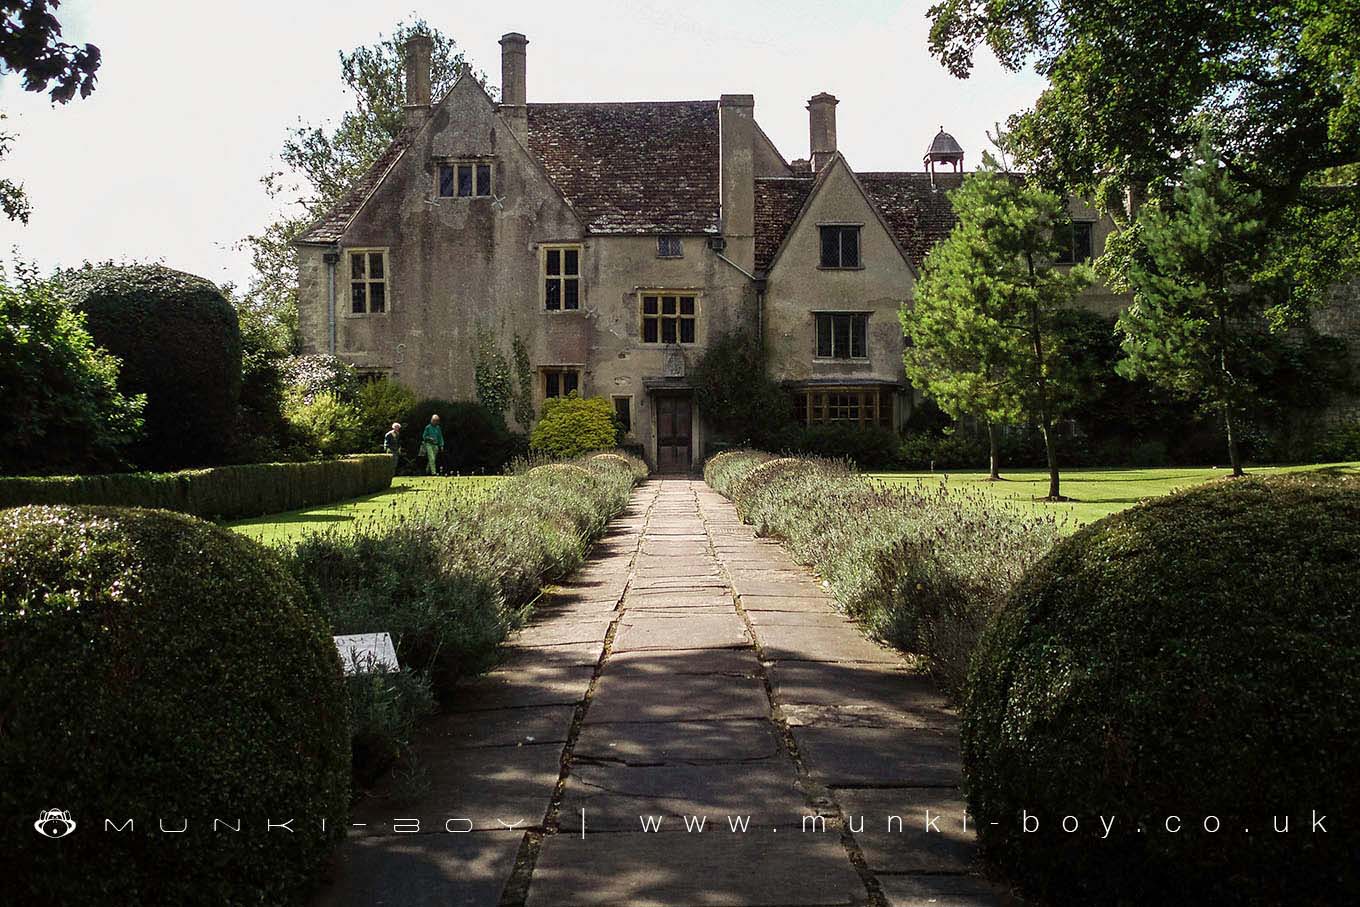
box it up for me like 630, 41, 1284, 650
704, 450, 1060, 695
283, 353, 361, 404
284, 449, 647, 781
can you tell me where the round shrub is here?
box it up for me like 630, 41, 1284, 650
403, 399, 516, 473
530, 393, 619, 458
62, 265, 241, 469
0, 506, 349, 904
962, 474, 1360, 905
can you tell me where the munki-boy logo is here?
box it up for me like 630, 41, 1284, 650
34, 809, 77, 838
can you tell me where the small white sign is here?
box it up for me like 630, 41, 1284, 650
333, 633, 400, 675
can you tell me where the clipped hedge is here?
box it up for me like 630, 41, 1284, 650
963, 474, 1360, 905
704, 450, 1060, 695
60, 264, 242, 470
0, 454, 394, 520
284, 450, 648, 780
0, 506, 349, 904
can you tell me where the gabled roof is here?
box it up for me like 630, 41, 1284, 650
859, 172, 964, 267
754, 161, 964, 274
527, 100, 720, 234
295, 139, 409, 245
754, 177, 814, 271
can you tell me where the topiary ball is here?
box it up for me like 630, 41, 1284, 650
62, 264, 241, 470
962, 474, 1360, 904
0, 506, 349, 904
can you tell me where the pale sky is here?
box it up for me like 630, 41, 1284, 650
0, 0, 1044, 291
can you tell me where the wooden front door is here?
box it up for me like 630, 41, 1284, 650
655, 396, 693, 472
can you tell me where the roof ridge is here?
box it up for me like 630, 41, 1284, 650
526, 99, 719, 107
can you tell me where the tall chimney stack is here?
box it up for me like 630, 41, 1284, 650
403, 34, 434, 130
500, 32, 528, 141
807, 92, 838, 172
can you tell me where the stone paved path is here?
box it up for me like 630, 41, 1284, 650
314, 479, 1005, 907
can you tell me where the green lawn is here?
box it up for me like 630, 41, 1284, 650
871, 462, 1360, 530
227, 475, 504, 546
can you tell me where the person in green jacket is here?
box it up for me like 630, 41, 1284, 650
420, 414, 444, 476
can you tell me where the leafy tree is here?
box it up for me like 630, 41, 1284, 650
0, 266, 143, 473
901, 154, 1091, 498
926, 0, 1360, 309
1115, 147, 1272, 476
243, 19, 489, 348
1, 1, 101, 222
692, 330, 795, 447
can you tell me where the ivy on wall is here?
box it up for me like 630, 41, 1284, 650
473, 327, 512, 420
512, 334, 535, 427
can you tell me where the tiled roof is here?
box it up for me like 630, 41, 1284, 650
754, 177, 813, 272
754, 170, 964, 272
527, 100, 720, 234
295, 140, 409, 244
859, 172, 964, 267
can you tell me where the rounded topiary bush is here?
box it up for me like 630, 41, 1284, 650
529, 394, 619, 459
62, 265, 241, 470
962, 474, 1360, 905
0, 506, 349, 904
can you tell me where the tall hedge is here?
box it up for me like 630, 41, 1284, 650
963, 474, 1360, 904
0, 454, 393, 520
61, 265, 241, 470
0, 506, 350, 903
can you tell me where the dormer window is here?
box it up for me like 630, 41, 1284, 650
438, 161, 493, 198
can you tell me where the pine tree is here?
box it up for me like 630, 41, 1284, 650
901, 153, 1091, 498
1116, 142, 1269, 476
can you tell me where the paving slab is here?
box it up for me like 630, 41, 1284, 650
448, 661, 595, 712
573, 718, 782, 765
837, 787, 978, 873
313, 830, 522, 907
792, 725, 961, 787
755, 624, 903, 664
587, 667, 770, 722
511, 618, 612, 647
350, 742, 563, 833
422, 705, 577, 749
768, 660, 951, 713
740, 593, 840, 613
613, 614, 750, 651
745, 609, 854, 627
527, 831, 865, 906
502, 639, 605, 667
557, 760, 810, 830
605, 647, 761, 676
879, 874, 1005, 907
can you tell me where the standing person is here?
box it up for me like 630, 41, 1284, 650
383, 422, 402, 468
420, 414, 444, 476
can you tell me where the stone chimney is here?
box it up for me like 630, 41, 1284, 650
402, 34, 434, 130
719, 94, 755, 272
807, 92, 838, 172
500, 32, 528, 141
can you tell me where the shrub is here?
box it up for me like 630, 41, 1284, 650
0, 454, 394, 520
530, 393, 619, 458
1310, 420, 1360, 462
286, 389, 366, 456
0, 506, 349, 903
0, 275, 145, 474
60, 264, 241, 470
692, 330, 795, 445
357, 376, 418, 448
284, 353, 361, 404
784, 424, 901, 468
962, 474, 1360, 904
706, 451, 1060, 696
403, 399, 517, 473
346, 667, 437, 787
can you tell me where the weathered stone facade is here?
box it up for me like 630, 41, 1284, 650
295, 31, 1354, 469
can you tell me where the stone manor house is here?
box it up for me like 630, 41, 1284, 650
291, 32, 1173, 470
